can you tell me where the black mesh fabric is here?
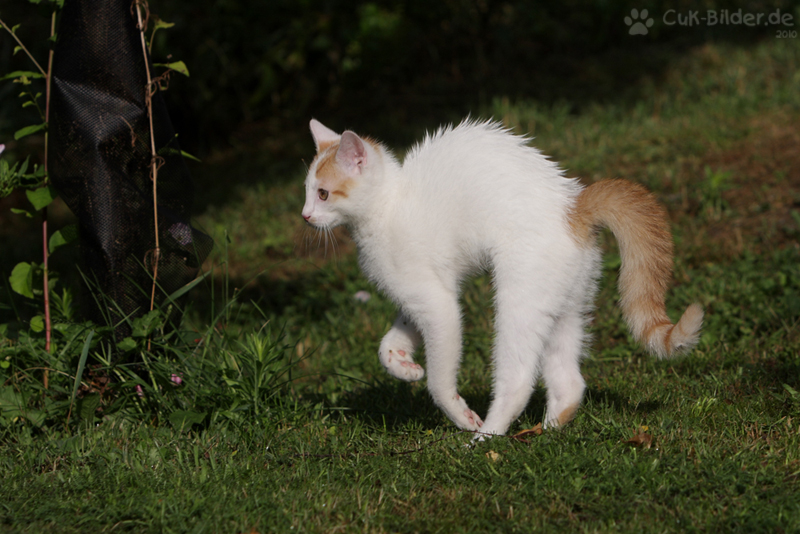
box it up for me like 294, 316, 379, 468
48, 0, 212, 347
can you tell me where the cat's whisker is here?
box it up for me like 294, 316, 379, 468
307, 227, 315, 255
320, 225, 327, 257
327, 226, 340, 262
325, 226, 336, 260
324, 226, 332, 258
301, 225, 312, 255
312, 226, 323, 254
331, 228, 340, 260
304, 226, 317, 257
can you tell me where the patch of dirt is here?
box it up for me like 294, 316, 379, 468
678, 114, 800, 260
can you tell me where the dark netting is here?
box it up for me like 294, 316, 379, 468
48, 0, 212, 350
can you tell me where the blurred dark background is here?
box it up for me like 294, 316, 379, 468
0, 0, 796, 267
2, 0, 795, 162
0, 0, 797, 324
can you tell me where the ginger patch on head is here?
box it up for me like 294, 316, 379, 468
316, 139, 337, 152
313, 145, 355, 199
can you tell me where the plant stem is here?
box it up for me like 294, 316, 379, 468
41, 10, 56, 387
135, 1, 160, 351
0, 17, 47, 76
0, 13, 54, 374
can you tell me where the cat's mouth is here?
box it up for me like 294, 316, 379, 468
303, 220, 340, 258
302, 211, 323, 228
302, 211, 340, 230
302, 216, 326, 230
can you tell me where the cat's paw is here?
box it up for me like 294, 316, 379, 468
446, 394, 484, 431
471, 432, 493, 443
542, 401, 580, 429
379, 347, 425, 382
378, 315, 423, 382
462, 408, 484, 430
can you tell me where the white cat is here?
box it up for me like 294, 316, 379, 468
301, 118, 703, 437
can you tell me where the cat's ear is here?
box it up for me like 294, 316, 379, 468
336, 131, 367, 175
309, 119, 340, 151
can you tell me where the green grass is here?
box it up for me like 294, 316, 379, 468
2, 38, 800, 532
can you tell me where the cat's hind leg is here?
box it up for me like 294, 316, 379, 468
541, 312, 587, 428
477, 272, 561, 437
379, 313, 425, 382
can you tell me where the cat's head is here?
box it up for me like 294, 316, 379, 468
301, 119, 384, 229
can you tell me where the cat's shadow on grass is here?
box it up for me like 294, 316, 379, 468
312, 380, 462, 431
313, 379, 661, 433
583, 387, 662, 418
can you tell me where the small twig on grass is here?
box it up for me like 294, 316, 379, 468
287, 426, 545, 463
3, 367, 87, 387
289, 431, 466, 461
133, 0, 161, 351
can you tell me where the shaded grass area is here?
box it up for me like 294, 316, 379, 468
2, 324, 799, 533
2, 38, 800, 532
2, 408, 799, 533
190, 38, 799, 280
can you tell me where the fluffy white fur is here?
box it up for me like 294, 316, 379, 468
301, 118, 702, 437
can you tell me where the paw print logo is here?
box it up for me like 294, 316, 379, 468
625, 8, 654, 35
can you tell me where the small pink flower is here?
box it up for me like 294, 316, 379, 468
171, 373, 183, 385
0, 144, 5, 155
353, 290, 371, 303
135, 385, 144, 397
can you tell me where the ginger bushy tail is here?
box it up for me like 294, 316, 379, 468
570, 179, 703, 358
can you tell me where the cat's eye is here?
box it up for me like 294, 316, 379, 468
318, 188, 329, 201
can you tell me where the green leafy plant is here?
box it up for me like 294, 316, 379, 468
1, 0, 63, 360
219, 326, 295, 418
1, 267, 300, 431
698, 166, 734, 221
1, 1, 212, 434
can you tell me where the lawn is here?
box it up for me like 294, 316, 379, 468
1, 37, 799, 533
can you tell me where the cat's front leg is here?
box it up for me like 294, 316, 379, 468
379, 313, 425, 382
407, 289, 484, 432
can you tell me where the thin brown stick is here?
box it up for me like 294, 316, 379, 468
3, 367, 87, 387
0, 17, 46, 76
1, 13, 56, 386
134, 1, 160, 351
42, 9, 57, 388
287, 425, 546, 463
289, 431, 467, 460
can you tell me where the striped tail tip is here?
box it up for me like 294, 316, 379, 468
647, 303, 704, 359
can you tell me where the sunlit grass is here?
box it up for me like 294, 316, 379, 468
2, 38, 799, 532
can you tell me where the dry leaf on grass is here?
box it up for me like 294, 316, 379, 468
510, 423, 543, 443
622, 431, 653, 449
485, 450, 501, 462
